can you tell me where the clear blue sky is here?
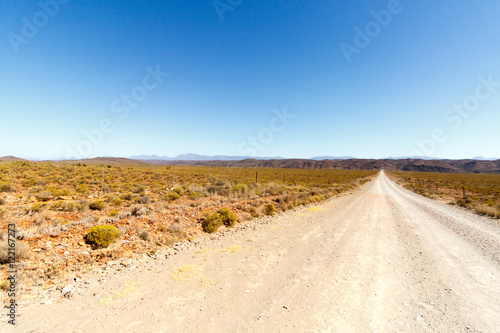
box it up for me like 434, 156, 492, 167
1, 0, 499, 160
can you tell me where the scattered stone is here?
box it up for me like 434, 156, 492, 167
61, 285, 73, 298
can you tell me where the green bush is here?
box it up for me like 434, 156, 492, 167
173, 187, 183, 195
456, 197, 473, 209
51, 188, 70, 197
188, 191, 204, 199
75, 184, 88, 194
166, 192, 180, 202
84, 225, 121, 249
264, 204, 276, 216
202, 212, 222, 233
30, 202, 46, 213
50, 201, 76, 212
218, 207, 237, 227
232, 184, 248, 195
89, 200, 105, 211
112, 197, 123, 206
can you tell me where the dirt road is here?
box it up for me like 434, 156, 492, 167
7, 171, 500, 332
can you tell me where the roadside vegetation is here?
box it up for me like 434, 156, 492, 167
0, 160, 376, 289
388, 171, 500, 219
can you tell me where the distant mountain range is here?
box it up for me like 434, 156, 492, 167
131, 154, 499, 162
141, 158, 500, 173
2, 155, 500, 173
129, 153, 284, 161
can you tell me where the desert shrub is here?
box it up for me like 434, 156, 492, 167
22, 178, 38, 187
206, 185, 219, 195
264, 184, 283, 196
106, 216, 119, 224
264, 204, 276, 216
34, 215, 45, 226
275, 195, 292, 204
0, 197, 6, 205
0, 208, 6, 218
188, 191, 204, 199
207, 185, 230, 196
37, 227, 61, 237
239, 204, 260, 218
0, 182, 14, 193
276, 201, 288, 212
0, 241, 30, 264
232, 184, 248, 195
16, 229, 33, 240
167, 223, 185, 236
130, 205, 147, 216
50, 201, 76, 212
76, 200, 88, 211
135, 195, 151, 204
218, 207, 237, 227
51, 188, 70, 197
456, 197, 473, 209
89, 200, 105, 211
111, 197, 123, 206
51, 218, 64, 227
30, 202, 46, 213
132, 185, 145, 194
109, 209, 119, 217
310, 195, 322, 202
84, 225, 120, 249
118, 211, 131, 219
120, 192, 134, 201
75, 184, 88, 195
202, 212, 222, 233
476, 204, 498, 218
138, 230, 150, 241
173, 187, 183, 195
34, 192, 53, 202
0, 279, 9, 291
166, 192, 180, 202
157, 225, 168, 232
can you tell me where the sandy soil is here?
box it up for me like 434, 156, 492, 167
3, 171, 500, 332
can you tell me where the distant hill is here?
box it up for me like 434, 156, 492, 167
4, 155, 499, 173
130, 153, 284, 161
472, 156, 499, 161
310, 156, 356, 160
0, 156, 26, 162
58, 157, 147, 165
144, 158, 500, 173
